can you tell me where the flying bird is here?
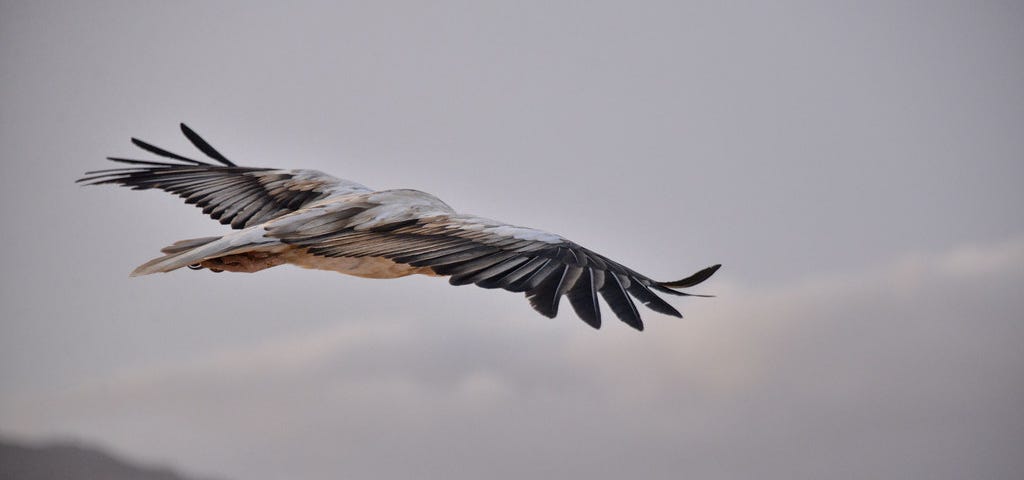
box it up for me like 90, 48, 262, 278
78, 124, 720, 330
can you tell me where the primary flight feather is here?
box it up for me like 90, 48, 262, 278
78, 124, 720, 331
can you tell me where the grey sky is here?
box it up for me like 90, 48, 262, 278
1, 1, 1022, 479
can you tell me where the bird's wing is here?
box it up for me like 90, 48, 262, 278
266, 190, 720, 331
77, 123, 373, 229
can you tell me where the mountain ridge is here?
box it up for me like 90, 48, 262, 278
0, 435, 226, 480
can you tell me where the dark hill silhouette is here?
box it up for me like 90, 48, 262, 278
0, 435, 224, 480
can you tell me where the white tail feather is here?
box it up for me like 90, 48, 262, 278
130, 227, 280, 276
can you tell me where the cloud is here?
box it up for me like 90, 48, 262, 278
3, 236, 1024, 480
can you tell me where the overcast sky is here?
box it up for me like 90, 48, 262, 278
1, 1, 1022, 479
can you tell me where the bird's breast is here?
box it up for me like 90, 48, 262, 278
283, 250, 438, 279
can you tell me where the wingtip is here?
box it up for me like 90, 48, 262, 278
578, 315, 602, 329
129, 137, 153, 152
660, 263, 722, 289
178, 123, 195, 139
704, 263, 723, 276
178, 122, 236, 166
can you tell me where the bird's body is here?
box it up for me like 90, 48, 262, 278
79, 124, 720, 330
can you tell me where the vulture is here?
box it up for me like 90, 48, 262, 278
78, 124, 720, 330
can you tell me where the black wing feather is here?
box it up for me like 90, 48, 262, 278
78, 125, 348, 229
600, 273, 644, 331
130, 137, 206, 165
566, 268, 602, 328
270, 215, 720, 330
179, 123, 235, 166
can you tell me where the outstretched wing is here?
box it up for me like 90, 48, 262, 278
77, 123, 372, 229
266, 192, 720, 331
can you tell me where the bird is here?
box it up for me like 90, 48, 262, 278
78, 124, 720, 331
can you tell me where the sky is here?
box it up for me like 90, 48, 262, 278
1, 1, 1022, 479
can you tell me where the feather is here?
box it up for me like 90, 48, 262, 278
180, 123, 235, 166
501, 258, 552, 292
600, 273, 643, 330
455, 256, 529, 287
131, 137, 206, 164
526, 264, 569, 318
528, 264, 583, 318
626, 281, 681, 317
566, 268, 601, 328
419, 246, 499, 269
445, 252, 521, 281
660, 264, 722, 288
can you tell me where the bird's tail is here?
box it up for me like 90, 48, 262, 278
130, 227, 279, 276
